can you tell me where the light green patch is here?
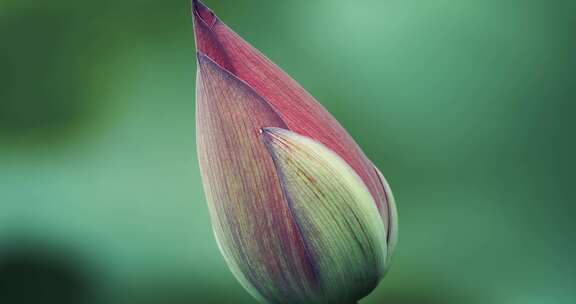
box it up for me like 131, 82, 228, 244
263, 128, 387, 304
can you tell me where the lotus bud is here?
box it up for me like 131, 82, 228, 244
192, 1, 398, 303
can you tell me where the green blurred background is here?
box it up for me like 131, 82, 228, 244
1, 0, 575, 303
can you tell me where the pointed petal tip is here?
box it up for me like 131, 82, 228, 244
196, 51, 242, 86
260, 127, 274, 147
196, 51, 207, 63
260, 127, 288, 144
260, 127, 279, 136
195, 51, 208, 70
195, 51, 220, 72
192, 0, 217, 27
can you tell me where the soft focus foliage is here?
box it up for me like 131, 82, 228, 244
0, 0, 575, 303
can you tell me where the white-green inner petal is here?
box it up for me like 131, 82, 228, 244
262, 127, 387, 303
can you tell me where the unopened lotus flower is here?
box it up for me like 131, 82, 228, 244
192, 1, 398, 303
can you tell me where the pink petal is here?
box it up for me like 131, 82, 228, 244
196, 54, 320, 301
193, 0, 391, 231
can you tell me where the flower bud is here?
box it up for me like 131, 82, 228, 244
192, 1, 397, 303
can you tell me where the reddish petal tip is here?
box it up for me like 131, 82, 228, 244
192, 0, 217, 27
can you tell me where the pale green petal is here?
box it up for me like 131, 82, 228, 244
262, 128, 388, 304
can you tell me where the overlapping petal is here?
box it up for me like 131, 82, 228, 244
196, 55, 319, 303
262, 128, 387, 303
192, 0, 393, 235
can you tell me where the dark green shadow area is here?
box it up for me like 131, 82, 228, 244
0, 240, 101, 304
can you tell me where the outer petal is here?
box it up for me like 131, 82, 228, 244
373, 165, 398, 268
262, 128, 387, 303
196, 54, 320, 303
192, 0, 391, 230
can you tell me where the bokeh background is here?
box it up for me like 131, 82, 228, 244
1, 0, 575, 303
